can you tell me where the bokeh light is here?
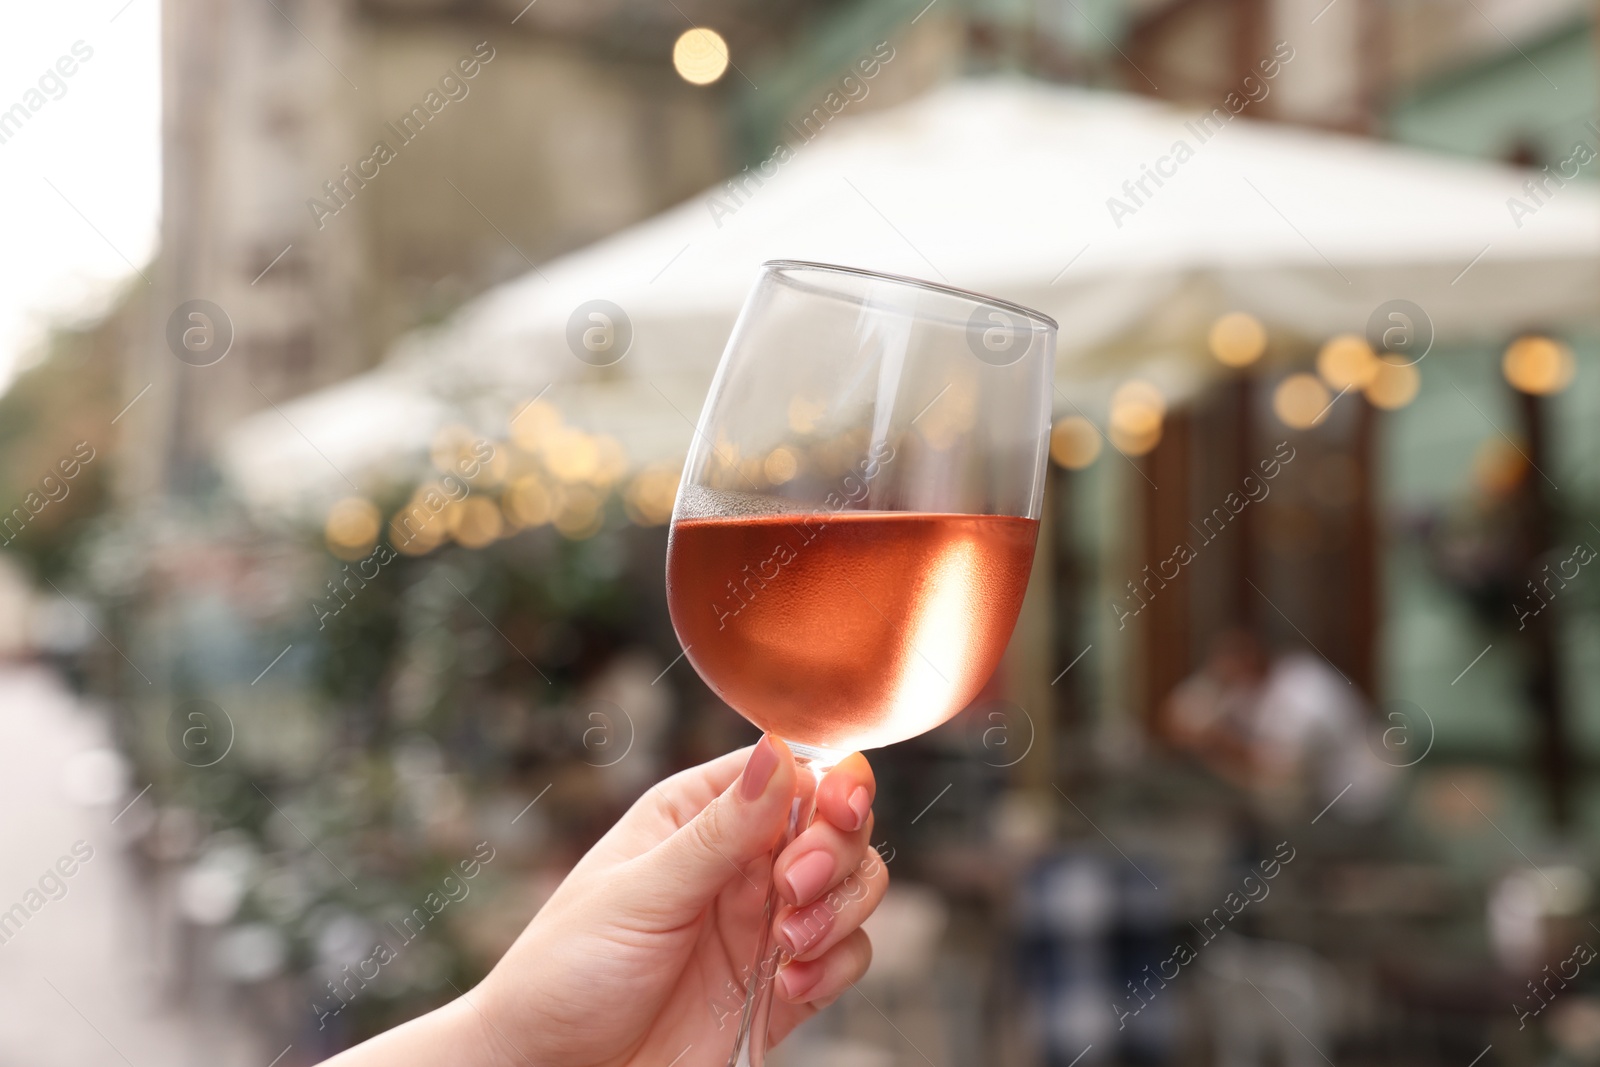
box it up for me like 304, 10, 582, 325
1109, 421, 1161, 456
430, 423, 479, 474
1049, 416, 1102, 470
591, 435, 630, 488
1364, 356, 1421, 410
555, 485, 605, 539
787, 396, 824, 434
1208, 312, 1267, 368
763, 446, 800, 484
438, 498, 465, 536
1109, 380, 1164, 455
1110, 380, 1165, 435
672, 28, 729, 86
504, 474, 560, 528
325, 497, 380, 560
389, 485, 454, 555
1502, 335, 1574, 396
914, 386, 978, 451
453, 497, 504, 548
510, 399, 562, 452
1317, 334, 1378, 390
1471, 437, 1528, 497
473, 447, 509, 486
1273, 373, 1332, 430
624, 463, 681, 525
545, 428, 600, 483
389, 510, 440, 556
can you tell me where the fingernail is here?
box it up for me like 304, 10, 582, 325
779, 904, 834, 956
782, 850, 834, 905
778, 959, 823, 1001
846, 785, 871, 830
740, 736, 779, 802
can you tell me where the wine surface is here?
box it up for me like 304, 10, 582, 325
666, 511, 1038, 751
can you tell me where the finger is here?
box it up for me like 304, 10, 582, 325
772, 843, 888, 961
615, 735, 798, 925
579, 744, 757, 870
777, 928, 873, 1005
814, 752, 875, 833
772, 807, 874, 907
650, 744, 757, 815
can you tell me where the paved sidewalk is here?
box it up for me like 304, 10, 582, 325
0, 664, 262, 1066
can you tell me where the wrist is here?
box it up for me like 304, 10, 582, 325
313, 980, 510, 1067
432, 987, 512, 1067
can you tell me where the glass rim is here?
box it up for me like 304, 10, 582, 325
761, 259, 1059, 332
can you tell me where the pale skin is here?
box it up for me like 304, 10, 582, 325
320, 735, 887, 1067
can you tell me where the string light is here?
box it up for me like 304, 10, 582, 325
504, 474, 560, 528
624, 464, 680, 525
555, 486, 605, 540
1364, 356, 1421, 410
325, 498, 380, 560
1208, 312, 1267, 368
429, 424, 477, 474
787, 397, 824, 434
763, 446, 800, 484
673, 28, 729, 86
1109, 380, 1164, 456
1273, 373, 1331, 430
1316, 334, 1378, 390
1110, 380, 1164, 432
591, 436, 630, 487
1503, 335, 1574, 396
914, 388, 976, 451
1049, 416, 1102, 470
453, 498, 503, 548
1471, 438, 1528, 496
390, 490, 446, 556
545, 428, 600, 483
1109, 421, 1161, 456
510, 400, 561, 452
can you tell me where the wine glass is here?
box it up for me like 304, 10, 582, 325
665, 260, 1056, 1066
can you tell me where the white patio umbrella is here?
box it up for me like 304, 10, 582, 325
223, 78, 1600, 514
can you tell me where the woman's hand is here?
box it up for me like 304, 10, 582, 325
323, 736, 886, 1067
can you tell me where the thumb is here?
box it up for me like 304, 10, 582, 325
628, 735, 796, 921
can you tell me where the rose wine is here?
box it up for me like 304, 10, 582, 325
666, 511, 1038, 751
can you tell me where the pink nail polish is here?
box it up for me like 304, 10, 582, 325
780, 903, 834, 955
783, 850, 834, 905
779, 960, 821, 1001
740, 736, 779, 801
846, 785, 871, 830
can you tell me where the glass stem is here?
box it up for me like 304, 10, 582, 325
725, 744, 833, 1067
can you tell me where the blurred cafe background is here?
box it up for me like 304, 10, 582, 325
3, 0, 1600, 1063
